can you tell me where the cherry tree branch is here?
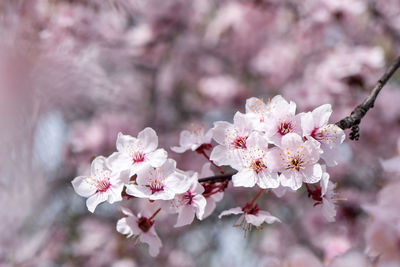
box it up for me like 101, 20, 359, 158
335, 55, 400, 140
198, 173, 235, 183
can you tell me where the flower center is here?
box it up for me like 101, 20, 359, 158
242, 203, 259, 215
278, 121, 294, 135
251, 158, 266, 173
233, 136, 247, 149
96, 179, 111, 193
132, 151, 145, 163
286, 155, 305, 171
182, 190, 193, 205
148, 178, 165, 194
137, 216, 154, 232
311, 125, 338, 144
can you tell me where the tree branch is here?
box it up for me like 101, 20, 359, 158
335, 55, 400, 140
198, 173, 235, 183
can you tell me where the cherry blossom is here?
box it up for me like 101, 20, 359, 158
308, 172, 338, 222
71, 156, 125, 213
301, 104, 345, 166
108, 128, 168, 176
264, 97, 302, 146
171, 124, 213, 153
170, 172, 207, 227
125, 159, 191, 200
219, 203, 281, 236
116, 207, 162, 257
245, 95, 287, 132
276, 133, 323, 190
230, 132, 280, 189
210, 111, 253, 166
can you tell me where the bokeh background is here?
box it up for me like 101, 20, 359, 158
1, 0, 400, 266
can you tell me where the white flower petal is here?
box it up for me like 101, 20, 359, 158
71, 176, 96, 197
141, 228, 162, 257
280, 170, 303, 190
232, 169, 257, 188
90, 156, 108, 177
218, 207, 243, 218
212, 121, 232, 145
86, 192, 108, 213
138, 127, 159, 153
301, 164, 322, 184
192, 194, 207, 220
116, 132, 137, 153
175, 205, 196, 227
257, 171, 280, 189
107, 152, 132, 171
312, 104, 332, 127
146, 149, 168, 167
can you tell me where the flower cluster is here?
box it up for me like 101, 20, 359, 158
211, 96, 345, 191
71, 95, 346, 257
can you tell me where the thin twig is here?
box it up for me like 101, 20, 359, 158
198, 173, 235, 183
335, 56, 400, 140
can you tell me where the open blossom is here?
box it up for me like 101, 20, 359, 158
108, 128, 167, 176
219, 203, 280, 236
311, 172, 338, 222
125, 159, 191, 200
170, 172, 207, 227
210, 111, 253, 166
276, 133, 323, 190
245, 95, 287, 132
230, 132, 280, 189
116, 207, 162, 257
171, 124, 213, 153
301, 104, 345, 166
264, 97, 302, 146
71, 156, 124, 213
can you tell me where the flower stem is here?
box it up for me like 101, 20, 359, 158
149, 208, 161, 221
250, 188, 264, 205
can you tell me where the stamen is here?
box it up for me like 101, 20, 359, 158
132, 151, 145, 163
96, 179, 111, 193
278, 121, 294, 135
232, 136, 247, 149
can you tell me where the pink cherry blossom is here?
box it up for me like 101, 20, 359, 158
171, 124, 213, 153
116, 207, 162, 257
219, 203, 280, 236
170, 172, 207, 227
276, 133, 323, 190
264, 97, 302, 146
125, 159, 191, 200
108, 128, 167, 176
312, 172, 338, 222
245, 95, 287, 132
71, 156, 124, 213
301, 104, 346, 166
230, 132, 280, 189
210, 111, 253, 166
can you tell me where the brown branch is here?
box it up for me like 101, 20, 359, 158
198, 173, 235, 183
335, 55, 400, 140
